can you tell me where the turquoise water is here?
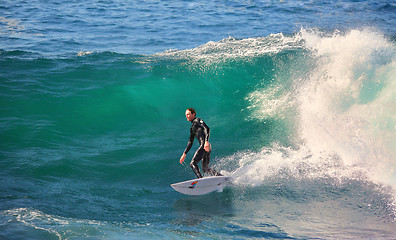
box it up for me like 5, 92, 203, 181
1, 1, 396, 239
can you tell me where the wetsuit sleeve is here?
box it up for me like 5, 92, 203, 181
201, 119, 210, 142
184, 132, 194, 154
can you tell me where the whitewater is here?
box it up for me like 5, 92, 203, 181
1, 0, 396, 239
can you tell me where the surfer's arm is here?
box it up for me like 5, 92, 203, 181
200, 119, 210, 142
184, 133, 194, 154
200, 119, 211, 151
180, 134, 194, 164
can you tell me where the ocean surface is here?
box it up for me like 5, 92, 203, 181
1, 0, 396, 239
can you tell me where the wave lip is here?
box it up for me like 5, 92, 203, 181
156, 33, 304, 62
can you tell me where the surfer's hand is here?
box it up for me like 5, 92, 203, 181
180, 153, 186, 164
204, 141, 210, 152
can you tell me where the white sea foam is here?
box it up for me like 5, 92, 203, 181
299, 29, 396, 187
3, 208, 63, 239
2, 208, 114, 239
77, 50, 94, 56
222, 29, 396, 204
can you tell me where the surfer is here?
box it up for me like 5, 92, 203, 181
180, 108, 222, 178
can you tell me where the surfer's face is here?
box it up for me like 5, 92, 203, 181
185, 110, 195, 121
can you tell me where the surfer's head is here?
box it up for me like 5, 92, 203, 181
185, 108, 196, 121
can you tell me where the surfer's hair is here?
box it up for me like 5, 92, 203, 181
187, 108, 196, 115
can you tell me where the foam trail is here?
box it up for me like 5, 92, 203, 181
2, 208, 143, 239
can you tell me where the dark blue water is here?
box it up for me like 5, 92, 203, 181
1, 0, 396, 239
2, 0, 395, 55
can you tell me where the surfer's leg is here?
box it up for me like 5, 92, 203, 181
190, 148, 204, 178
202, 148, 222, 176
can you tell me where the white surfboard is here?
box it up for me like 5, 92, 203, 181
171, 176, 231, 195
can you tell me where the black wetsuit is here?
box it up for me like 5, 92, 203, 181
184, 117, 221, 178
